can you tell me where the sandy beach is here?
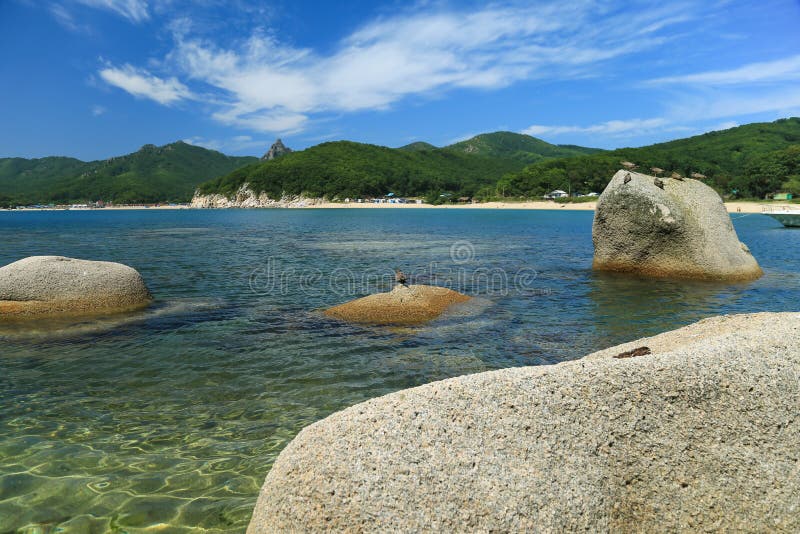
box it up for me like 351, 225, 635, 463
2, 200, 781, 213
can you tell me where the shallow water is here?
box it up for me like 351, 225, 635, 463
1, 208, 798, 532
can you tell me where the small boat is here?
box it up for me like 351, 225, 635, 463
763, 206, 800, 227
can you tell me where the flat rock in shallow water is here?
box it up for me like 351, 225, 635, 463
249, 312, 800, 532
0, 256, 152, 319
324, 284, 471, 325
592, 169, 762, 280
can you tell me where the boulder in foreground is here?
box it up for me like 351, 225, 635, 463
0, 256, 152, 319
592, 170, 762, 280
249, 312, 800, 532
324, 284, 470, 325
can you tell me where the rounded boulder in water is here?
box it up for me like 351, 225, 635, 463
0, 256, 153, 319
592, 170, 762, 281
324, 284, 470, 325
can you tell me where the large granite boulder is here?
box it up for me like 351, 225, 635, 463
592, 170, 762, 280
0, 256, 152, 319
325, 284, 470, 325
249, 312, 800, 532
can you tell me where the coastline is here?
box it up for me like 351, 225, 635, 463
308, 200, 777, 213
0, 200, 777, 213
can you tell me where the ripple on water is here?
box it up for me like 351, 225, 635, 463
0, 209, 798, 532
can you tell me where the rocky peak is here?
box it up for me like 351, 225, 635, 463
261, 139, 293, 161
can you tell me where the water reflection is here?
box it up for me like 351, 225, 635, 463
587, 271, 753, 348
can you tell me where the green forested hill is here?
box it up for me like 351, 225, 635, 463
444, 131, 603, 164
5, 119, 798, 207
496, 118, 800, 199
0, 142, 256, 205
0, 157, 87, 199
398, 141, 438, 151
198, 133, 603, 202
197, 140, 530, 201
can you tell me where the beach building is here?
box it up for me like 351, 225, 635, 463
544, 190, 569, 199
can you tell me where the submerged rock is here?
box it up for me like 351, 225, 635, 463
324, 284, 471, 325
0, 256, 152, 319
592, 170, 762, 280
249, 312, 800, 532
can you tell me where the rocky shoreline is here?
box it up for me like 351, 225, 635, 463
190, 184, 325, 208
248, 311, 800, 532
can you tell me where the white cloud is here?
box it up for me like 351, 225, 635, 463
523, 118, 673, 137
670, 89, 800, 121
107, 2, 701, 134
646, 54, 800, 86
709, 120, 739, 131
91, 104, 107, 116
183, 134, 270, 153
49, 3, 88, 32
99, 64, 191, 105
75, 0, 149, 23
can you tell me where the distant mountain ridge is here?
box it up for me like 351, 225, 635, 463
195, 140, 530, 203
196, 119, 800, 204
498, 117, 800, 200
195, 132, 601, 204
443, 131, 602, 163
0, 141, 257, 205
399, 132, 602, 164
398, 141, 437, 152
4, 119, 798, 208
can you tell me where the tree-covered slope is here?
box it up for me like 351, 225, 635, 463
197, 140, 528, 201
398, 141, 438, 152
497, 118, 800, 199
0, 142, 257, 204
0, 157, 87, 198
444, 131, 603, 164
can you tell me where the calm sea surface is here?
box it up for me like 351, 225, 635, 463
1, 208, 798, 532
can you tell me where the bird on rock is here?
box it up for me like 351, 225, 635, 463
654, 178, 665, 189
671, 172, 684, 181
395, 269, 408, 286
624, 173, 632, 184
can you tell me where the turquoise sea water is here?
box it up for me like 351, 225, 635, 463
1, 208, 799, 533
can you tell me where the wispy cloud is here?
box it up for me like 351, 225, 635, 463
102, 2, 701, 134
709, 120, 738, 131
523, 118, 677, 137
99, 64, 191, 105
91, 104, 107, 116
183, 134, 269, 153
75, 0, 149, 23
669, 88, 800, 122
49, 3, 90, 32
645, 54, 800, 86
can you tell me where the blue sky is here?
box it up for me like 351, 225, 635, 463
1, 0, 799, 160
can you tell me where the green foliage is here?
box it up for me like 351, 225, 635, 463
0, 193, 17, 209
0, 142, 256, 204
0, 157, 86, 199
6, 120, 798, 205
199, 133, 602, 201
199, 141, 531, 200
444, 131, 602, 164
733, 144, 800, 198
398, 141, 438, 151
503, 118, 800, 199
